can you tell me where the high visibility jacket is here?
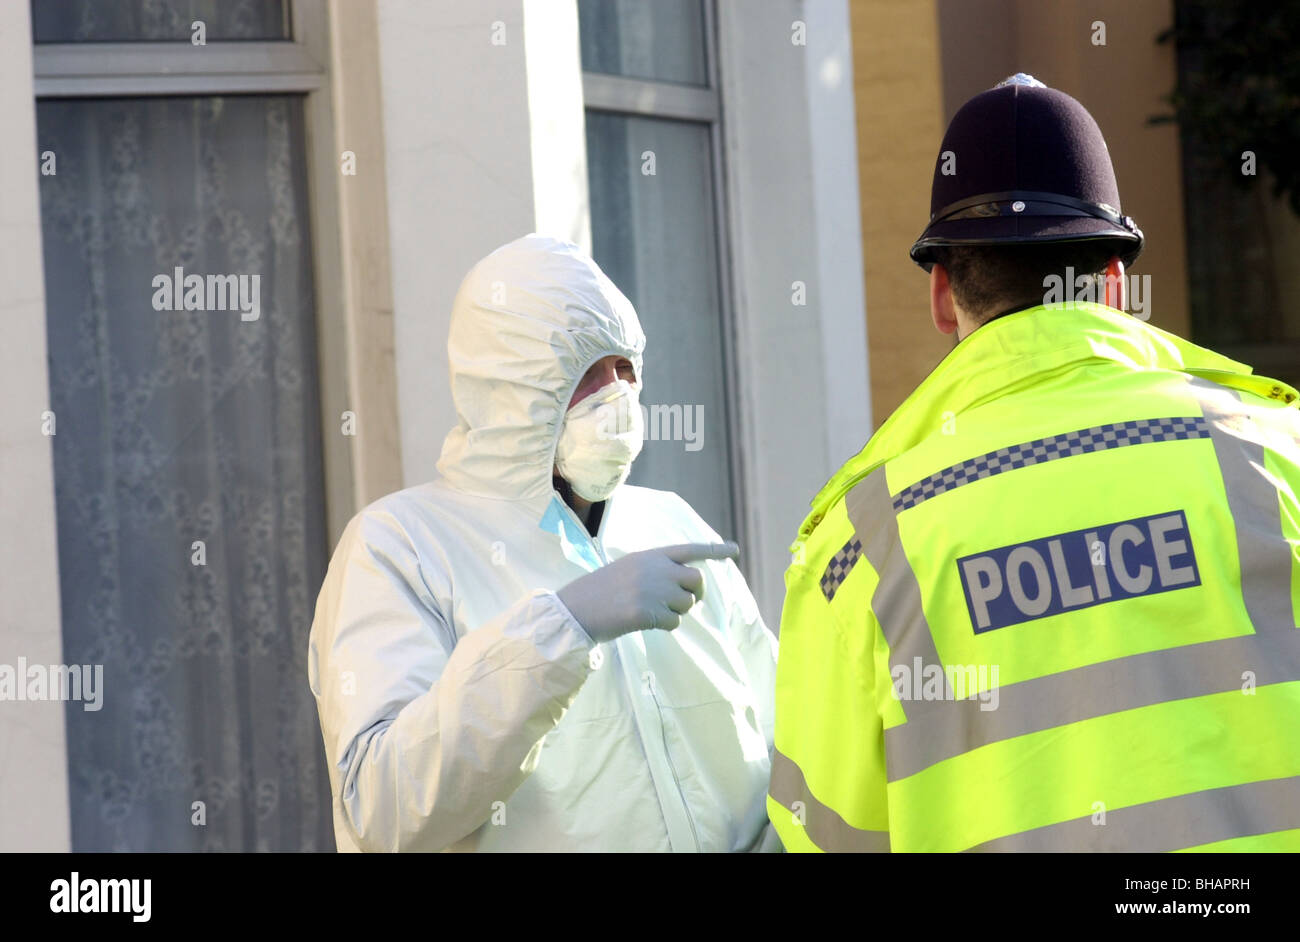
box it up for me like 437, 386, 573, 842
769, 301, 1300, 852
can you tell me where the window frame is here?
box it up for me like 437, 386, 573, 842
579, 0, 750, 557
32, 0, 359, 543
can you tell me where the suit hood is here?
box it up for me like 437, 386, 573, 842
437, 234, 646, 500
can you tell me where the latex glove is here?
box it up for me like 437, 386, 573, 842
556, 542, 740, 644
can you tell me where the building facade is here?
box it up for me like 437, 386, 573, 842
4, 0, 1291, 850
3, 0, 869, 850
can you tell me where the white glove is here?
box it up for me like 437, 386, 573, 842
556, 542, 740, 644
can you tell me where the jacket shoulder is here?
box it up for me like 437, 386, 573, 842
353, 481, 445, 520
788, 473, 887, 612
329, 481, 463, 567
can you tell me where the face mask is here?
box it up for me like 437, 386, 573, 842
555, 379, 644, 502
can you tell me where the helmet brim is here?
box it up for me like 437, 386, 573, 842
910, 215, 1143, 271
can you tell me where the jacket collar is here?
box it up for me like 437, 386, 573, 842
797, 301, 1296, 544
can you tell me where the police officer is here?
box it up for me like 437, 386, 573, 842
768, 75, 1300, 852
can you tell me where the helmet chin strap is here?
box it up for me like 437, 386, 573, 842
926, 190, 1138, 232
914, 190, 1144, 268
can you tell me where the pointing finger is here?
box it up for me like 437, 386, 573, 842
660, 542, 739, 565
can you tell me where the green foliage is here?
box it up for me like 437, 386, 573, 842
1154, 0, 1300, 216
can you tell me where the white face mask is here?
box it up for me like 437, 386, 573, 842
555, 379, 644, 502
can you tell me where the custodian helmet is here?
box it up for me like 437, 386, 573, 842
909, 74, 1144, 271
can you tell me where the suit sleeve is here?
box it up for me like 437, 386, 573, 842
307, 508, 594, 852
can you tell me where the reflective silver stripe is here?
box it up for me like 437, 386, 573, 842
845, 468, 951, 699
1192, 380, 1298, 631
769, 749, 890, 852
969, 775, 1300, 852
884, 631, 1300, 781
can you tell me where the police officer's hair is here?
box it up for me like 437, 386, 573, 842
932, 242, 1122, 323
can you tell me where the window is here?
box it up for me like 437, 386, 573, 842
33, 0, 335, 851
578, 0, 741, 541
579, 0, 707, 86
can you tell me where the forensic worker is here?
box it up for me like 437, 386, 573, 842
309, 234, 780, 852
770, 75, 1300, 852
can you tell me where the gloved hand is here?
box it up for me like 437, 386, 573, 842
556, 542, 740, 644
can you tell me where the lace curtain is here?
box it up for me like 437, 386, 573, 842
37, 94, 334, 851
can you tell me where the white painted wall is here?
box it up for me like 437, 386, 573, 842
716, 0, 872, 624
523, 0, 592, 253
0, 1, 72, 851
377, 0, 591, 487
805, 0, 872, 466
377, 0, 536, 487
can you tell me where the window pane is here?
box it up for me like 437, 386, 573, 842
585, 111, 735, 538
37, 95, 332, 850
578, 0, 707, 86
33, 0, 289, 42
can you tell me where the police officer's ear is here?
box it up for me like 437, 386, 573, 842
930, 262, 960, 337
1103, 256, 1127, 312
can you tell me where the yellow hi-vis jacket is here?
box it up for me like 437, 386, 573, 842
769, 301, 1300, 852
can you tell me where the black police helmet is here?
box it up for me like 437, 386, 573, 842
910, 74, 1143, 271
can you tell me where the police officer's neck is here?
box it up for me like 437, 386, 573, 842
954, 300, 1041, 343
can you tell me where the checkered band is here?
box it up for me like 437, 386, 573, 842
820, 537, 864, 602
892, 416, 1211, 513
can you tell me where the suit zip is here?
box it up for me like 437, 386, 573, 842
644, 671, 702, 852
557, 493, 701, 852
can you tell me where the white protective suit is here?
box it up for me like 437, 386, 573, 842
307, 234, 780, 852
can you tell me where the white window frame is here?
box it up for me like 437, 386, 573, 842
579, 1, 872, 623
710, 0, 871, 625
32, 0, 359, 541
580, 0, 751, 565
